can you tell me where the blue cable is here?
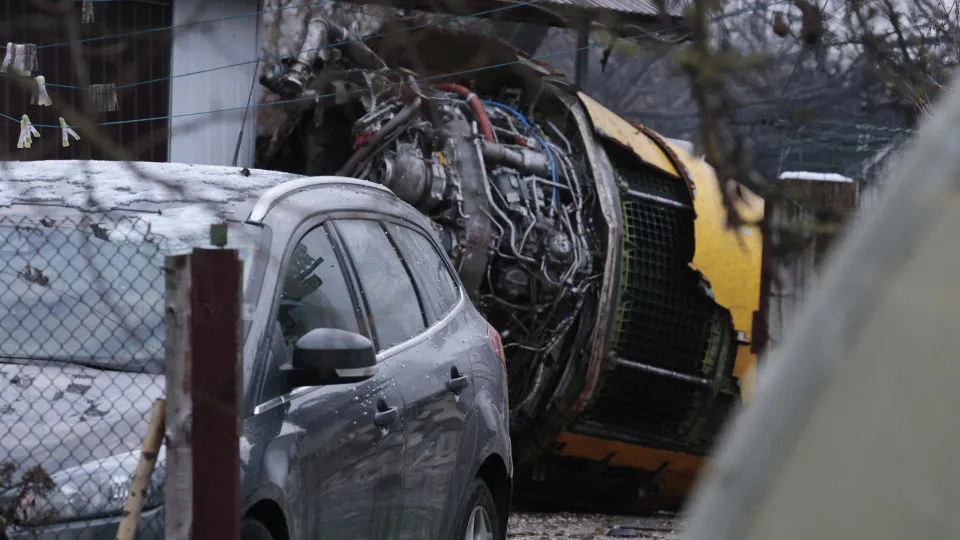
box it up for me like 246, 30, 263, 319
482, 100, 558, 205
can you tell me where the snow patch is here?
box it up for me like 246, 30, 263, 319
778, 171, 855, 183
666, 138, 696, 154
107, 204, 225, 252
0, 160, 302, 210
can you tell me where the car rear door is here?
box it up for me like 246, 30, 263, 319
250, 221, 405, 540
331, 218, 432, 538
337, 218, 478, 540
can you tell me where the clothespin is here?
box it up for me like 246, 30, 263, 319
33, 76, 52, 106
12, 44, 36, 76
1, 43, 36, 76
25, 44, 38, 73
1, 43, 13, 73
82, 0, 94, 23
59, 118, 79, 147
18, 115, 40, 149
12, 44, 27, 75
88, 84, 118, 112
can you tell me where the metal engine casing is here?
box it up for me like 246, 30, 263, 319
254, 23, 765, 507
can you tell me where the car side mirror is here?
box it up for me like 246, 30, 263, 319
281, 328, 377, 387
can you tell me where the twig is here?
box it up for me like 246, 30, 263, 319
115, 399, 166, 540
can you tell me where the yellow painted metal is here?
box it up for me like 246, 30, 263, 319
576, 93, 680, 177
556, 431, 705, 504
577, 89, 764, 400
675, 145, 764, 402
558, 94, 767, 488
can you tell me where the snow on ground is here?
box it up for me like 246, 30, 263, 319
778, 171, 855, 183
508, 512, 680, 539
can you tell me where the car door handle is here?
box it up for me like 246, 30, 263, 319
374, 402, 398, 427
446, 366, 469, 393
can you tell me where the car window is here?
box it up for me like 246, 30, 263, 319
335, 219, 427, 351
276, 225, 363, 357
385, 222, 461, 324
0, 218, 261, 375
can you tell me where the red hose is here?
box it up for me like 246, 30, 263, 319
433, 83, 494, 142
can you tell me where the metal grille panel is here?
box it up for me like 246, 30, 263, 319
580, 148, 732, 442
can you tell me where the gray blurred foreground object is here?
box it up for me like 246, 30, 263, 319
682, 73, 960, 540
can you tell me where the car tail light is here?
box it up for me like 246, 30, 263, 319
487, 324, 505, 369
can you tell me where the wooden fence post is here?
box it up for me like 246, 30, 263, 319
164, 254, 192, 540
165, 248, 243, 540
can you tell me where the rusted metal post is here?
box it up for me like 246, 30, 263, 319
165, 248, 242, 540
190, 248, 243, 540
752, 197, 773, 358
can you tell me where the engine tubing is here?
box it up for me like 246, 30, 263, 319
336, 97, 422, 177
433, 83, 495, 142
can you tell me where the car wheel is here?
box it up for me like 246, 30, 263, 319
454, 478, 502, 540
240, 518, 274, 540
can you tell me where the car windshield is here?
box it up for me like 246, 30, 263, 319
0, 212, 260, 375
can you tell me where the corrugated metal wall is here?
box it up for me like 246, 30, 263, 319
168, 0, 261, 167
0, 0, 172, 162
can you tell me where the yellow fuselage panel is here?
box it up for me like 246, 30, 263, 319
678, 149, 764, 399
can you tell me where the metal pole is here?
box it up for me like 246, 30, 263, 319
575, 20, 590, 88
615, 357, 712, 387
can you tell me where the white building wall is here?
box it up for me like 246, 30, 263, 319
168, 0, 261, 167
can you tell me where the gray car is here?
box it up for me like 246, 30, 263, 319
0, 162, 512, 540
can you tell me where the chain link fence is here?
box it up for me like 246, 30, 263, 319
0, 214, 168, 540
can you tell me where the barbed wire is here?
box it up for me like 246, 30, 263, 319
0, 0, 803, 136
0, 0, 918, 189
0, 0, 544, 91
2, 0, 795, 93
0, 0, 331, 51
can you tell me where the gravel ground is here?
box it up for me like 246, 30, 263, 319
507, 511, 680, 539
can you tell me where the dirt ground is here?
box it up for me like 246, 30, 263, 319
507, 511, 680, 539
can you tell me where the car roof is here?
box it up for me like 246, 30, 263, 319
0, 160, 435, 244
